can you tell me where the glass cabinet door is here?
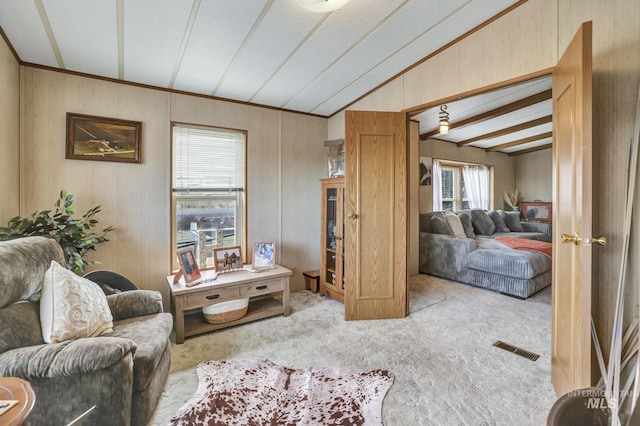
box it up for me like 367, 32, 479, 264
320, 178, 345, 302
324, 187, 338, 290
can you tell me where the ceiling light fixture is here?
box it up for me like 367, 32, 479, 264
296, 0, 351, 13
438, 105, 450, 135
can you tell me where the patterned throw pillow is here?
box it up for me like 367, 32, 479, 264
456, 210, 476, 238
430, 216, 453, 235
470, 209, 496, 236
501, 210, 525, 232
488, 210, 510, 233
40, 261, 113, 343
444, 211, 467, 238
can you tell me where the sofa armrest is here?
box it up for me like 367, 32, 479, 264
107, 290, 163, 321
0, 336, 136, 378
419, 233, 476, 279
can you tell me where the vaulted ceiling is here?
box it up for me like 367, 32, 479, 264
0, 0, 521, 117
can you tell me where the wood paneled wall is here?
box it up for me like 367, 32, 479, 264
19, 68, 327, 305
329, 0, 640, 374
0, 35, 19, 224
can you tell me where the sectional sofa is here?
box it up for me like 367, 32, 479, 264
419, 209, 552, 298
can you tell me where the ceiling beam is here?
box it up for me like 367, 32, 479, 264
485, 131, 553, 152
508, 143, 553, 156
117, 0, 124, 80
456, 115, 552, 147
35, 0, 65, 69
420, 89, 552, 139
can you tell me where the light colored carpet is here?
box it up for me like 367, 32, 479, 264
152, 274, 556, 425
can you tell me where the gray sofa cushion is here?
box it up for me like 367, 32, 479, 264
468, 247, 551, 279
419, 212, 433, 233
0, 302, 44, 354
445, 211, 466, 238
108, 313, 173, 392
0, 336, 136, 378
502, 210, 524, 232
488, 210, 510, 233
470, 209, 496, 235
431, 215, 452, 235
456, 211, 476, 238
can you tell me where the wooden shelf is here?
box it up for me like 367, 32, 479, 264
183, 297, 284, 337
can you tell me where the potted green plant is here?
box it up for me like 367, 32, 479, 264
0, 190, 114, 274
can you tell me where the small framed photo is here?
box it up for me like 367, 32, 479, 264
177, 247, 201, 283
213, 246, 243, 272
253, 241, 276, 269
66, 112, 142, 163
521, 202, 553, 222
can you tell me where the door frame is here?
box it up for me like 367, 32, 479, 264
403, 66, 591, 387
403, 68, 554, 277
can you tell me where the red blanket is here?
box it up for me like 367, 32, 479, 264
496, 236, 552, 259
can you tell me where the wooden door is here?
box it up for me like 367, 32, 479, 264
344, 111, 407, 320
551, 21, 593, 396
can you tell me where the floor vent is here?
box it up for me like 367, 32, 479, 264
493, 340, 540, 361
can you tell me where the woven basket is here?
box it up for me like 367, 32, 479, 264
203, 298, 249, 324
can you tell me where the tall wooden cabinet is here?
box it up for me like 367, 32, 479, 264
320, 178, 345, 303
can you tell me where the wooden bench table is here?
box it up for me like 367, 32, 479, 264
166, 265, 291, 344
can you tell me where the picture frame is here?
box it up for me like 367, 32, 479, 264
66, 112, 142, 163
176, 247, 201, 284
213, 245, 243, 272
419, 156, 432, 186
253, 241, 276, 269
521, 202, 553, 222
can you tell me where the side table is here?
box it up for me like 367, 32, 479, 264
0, 377, 35, 426
166, 265, 292, 344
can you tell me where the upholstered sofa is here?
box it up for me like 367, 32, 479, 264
419, 209, 552, 298
0, 236, 172, 426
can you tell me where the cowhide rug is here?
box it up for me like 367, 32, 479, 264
169, 358, 394, 425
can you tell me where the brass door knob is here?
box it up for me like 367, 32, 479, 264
561, 233, 582, 245
562, 233, 607, 246
347, 212, 357, 220
584, 236, 607, 246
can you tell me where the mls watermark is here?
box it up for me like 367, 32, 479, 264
568, 388, 635, 410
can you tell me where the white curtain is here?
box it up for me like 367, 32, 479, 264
462, 165, 490, 209
432, 160, 443, 211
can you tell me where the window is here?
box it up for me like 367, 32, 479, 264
172, 123, 246, 270
441, 165, 469, 211
436, 161, 492, 210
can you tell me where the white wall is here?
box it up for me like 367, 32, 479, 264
19, 68, 328, 305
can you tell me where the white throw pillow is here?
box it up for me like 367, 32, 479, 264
40, 261, 113, 343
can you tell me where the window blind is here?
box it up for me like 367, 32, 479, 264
172, 125, 245, 193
